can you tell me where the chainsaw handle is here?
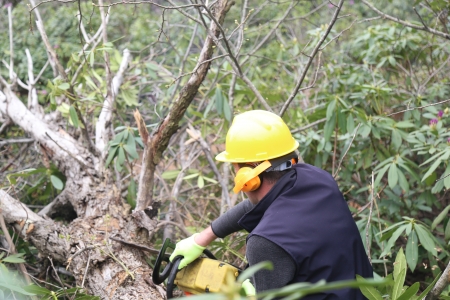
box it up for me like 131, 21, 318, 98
166, 256, 182, 299
152, 238, 176, 285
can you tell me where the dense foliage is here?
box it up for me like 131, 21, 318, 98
1, 0, 450, 298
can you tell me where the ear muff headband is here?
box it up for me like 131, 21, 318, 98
233, 160, 272, 193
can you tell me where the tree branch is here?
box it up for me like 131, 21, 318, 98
279, 0, 344, 117
361, 0, 450, 40
425, 261, 450, 300
135, 0, 234, 211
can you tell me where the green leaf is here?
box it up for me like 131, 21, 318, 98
117, 146, 126, 165
445, 219, 450, 241
380, 225, 407, 258
396, 282, 420, 300
326, 99, 336, 119
324, 114, 336, 141
23, 284, 52, 295
415, 224, 437, 256
50, 175, 64, 190
183, 173, 199, 180
58, 82, 70, 90
392, 268, 406, 300
431, 204, 450, 230
215, 86, 223, 115
124, 134, 139, 159
203, 176, 218, 184
421, 159, 442, 182
397, 169, 409, 193
388, 163, 398, 189
223, 100, 232, 122
356, 275, 383, 300
69, 106, 79, 128
374, 164, 390, 189
105, 146, 118, 168
162, 170, 181, 179
197, 175, 204, 189
417, 271, 441, 299
391, 129, 402, 150
406, 230, 418, 272
2, 253, 26, 263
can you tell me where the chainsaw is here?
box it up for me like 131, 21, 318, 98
152, 238, 241, 298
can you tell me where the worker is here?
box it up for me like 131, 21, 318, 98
169, 110, 373, 299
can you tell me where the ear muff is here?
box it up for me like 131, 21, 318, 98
233, 160, 272, 194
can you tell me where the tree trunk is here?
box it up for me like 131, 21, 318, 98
0, 0, 234, 298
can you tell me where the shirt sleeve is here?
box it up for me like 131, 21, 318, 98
211, 199, 255, 238
246, 235, 296, 292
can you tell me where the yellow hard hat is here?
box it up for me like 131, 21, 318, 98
215, 110, 299, 162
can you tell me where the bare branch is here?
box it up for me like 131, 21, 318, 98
95, 47, 131, 156
333, 123, 362, 178
424, 261, 450, 300
290, 118, 327, 134
279, 0, 344, 117
8, 5, 15, 83
385, 98, 450, 117
25, 49, 43, 117
0, 138, 34, 147
361, 0, 450, 40
135, 0, 234, 211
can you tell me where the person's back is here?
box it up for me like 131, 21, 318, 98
240, 163, 373, 299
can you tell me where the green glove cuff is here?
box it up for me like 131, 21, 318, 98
169, 233, 205, 269
242, 279, 256, 296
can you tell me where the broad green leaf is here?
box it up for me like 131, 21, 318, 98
431, 204, 450, 230
380, 225, 407, 258
215, 86, 223, 115
388, 163, 398, 189
2, 253, 26, 263
69, 106, 79, 128
326, 99, 336, 119
23, 284, 52, 295
356, 275, 383, 300
50, 175, 64, 190
183, 173, 199, 180
393, 248, 406, 283
392, 268, 406, 300
445, 219, 450, 241
223, 100, 232, 122
421, 159, 442, 182
105, 146, 118, 168
391, 129, 402, 150
347, 115, 355, 133
197, 175, 204, 189
396, 282, 420, 300
406, 230, 418, 272
203, 176, 218, 184
395, 121, 415, 128
374, 164, 391, 189
324, 115, 336, 141
58, 82, 70, 90
118, 146, 126, 165
397, 169, 409, 193
162, 170, 181, 179
415, 224, 437, 256
123, 143, 138, 160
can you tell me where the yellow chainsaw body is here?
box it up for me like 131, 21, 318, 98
174, 257, 239, 294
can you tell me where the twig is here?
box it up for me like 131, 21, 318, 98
361, 0, 450, 40
0, 138, 34, 147
385, 98, 450, 117
66, 245, 100, 268
8, 5, 15, 83
365, 172, 375, 265
290, 118, 327, 134
81, 253, 91, 288
48, 257, 65, 290
413, 7, 429, 29
333, 123, 362, 178
109, 236, 161, 255
187, 124, 231, 209
279, 0, 344, 117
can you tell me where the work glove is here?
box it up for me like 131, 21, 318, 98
169, 233, 205, 269
241, 279, 256, 297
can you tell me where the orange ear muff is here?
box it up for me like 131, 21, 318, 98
233, 160, 272, 194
